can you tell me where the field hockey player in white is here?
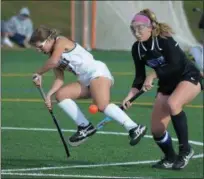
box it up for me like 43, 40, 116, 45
30, 26, 147, 147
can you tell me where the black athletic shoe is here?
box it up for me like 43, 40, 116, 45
152, 156, 176, 169
129, 125, 147, 146
172, 147, 194, 170
68, 123, 96, 147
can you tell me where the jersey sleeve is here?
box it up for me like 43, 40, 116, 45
157, 36, 185, 77
161, 36, 181, 62
131, 42, 146, 90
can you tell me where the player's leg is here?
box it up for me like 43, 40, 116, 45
56, 82, 96, 146
89, 76, 147, 146
167, 80, 201, 169
151, 92, 177, 169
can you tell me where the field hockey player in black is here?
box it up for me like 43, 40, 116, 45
122, 9, 203, 170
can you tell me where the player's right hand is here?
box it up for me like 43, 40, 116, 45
45, 95, 52, 110
122, 88, 139, 110
122, 97, 133, 110
32, 73, 42, 87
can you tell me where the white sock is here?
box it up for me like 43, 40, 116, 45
3, 37, 13, 47
58, 99, 89, 127
104, 103, 138, 131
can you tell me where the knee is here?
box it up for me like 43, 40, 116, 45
97, 103, 109, 112
167, 98, 182, 114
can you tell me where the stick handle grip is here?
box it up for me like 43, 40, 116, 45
36, 87, 53, 113
120, 90, 145, 110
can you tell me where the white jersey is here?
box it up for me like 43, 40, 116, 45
57, 39, 114, 86
58, 42, 98, 75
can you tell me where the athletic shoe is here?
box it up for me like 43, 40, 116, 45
129, 125, 147, 146
68, 123, 96, 147
172, 146, 194, 170
152, 156, 176, 169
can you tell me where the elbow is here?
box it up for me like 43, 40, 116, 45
132, 83, 143, 91
132, 79, 145, 90
52, 61, 59, 68
60, 80, 64, 87
56, 79, 64, 87
48, 61, 59, 69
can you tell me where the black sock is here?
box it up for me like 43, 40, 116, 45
171, 111, 190, 152
153, 131, 176, 161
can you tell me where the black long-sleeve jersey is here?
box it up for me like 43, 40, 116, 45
131, 35, 200, 90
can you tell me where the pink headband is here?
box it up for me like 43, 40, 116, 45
132, 14, 151, 25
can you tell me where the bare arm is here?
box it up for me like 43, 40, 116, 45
47, 68, 64, 97
142, 71, 157, 91
36, 38, 67, 75
147, 71, 157, 79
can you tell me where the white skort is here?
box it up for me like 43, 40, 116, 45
77, 61, 114, 87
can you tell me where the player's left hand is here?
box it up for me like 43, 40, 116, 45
143, 76, 154, 91
32, 73, 42, 87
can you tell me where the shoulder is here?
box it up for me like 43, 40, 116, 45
54, 36, 75, 51
55, 37, 68, 47
131, 41, 141, 62
8, 16, 17, 22
26, 18, 33, 24
57, 36, 73, 45
158, 35, 179, 48
131, 41, 139, 51
131, 41, 139, 57
158, 35, 177, 44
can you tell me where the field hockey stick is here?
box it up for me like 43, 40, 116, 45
96, 89, 145, 130
36, 86, 70, 158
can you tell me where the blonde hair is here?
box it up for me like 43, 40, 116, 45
29, 25, 60, 45
139, 9, 175, 38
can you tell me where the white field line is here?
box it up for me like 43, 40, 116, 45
2, 126, 204, 146
2, 160, 159, 172
0, 172, 149, 179
192, 154, 204, 159
2, 126, 203, 173
2, 154, 203, 173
